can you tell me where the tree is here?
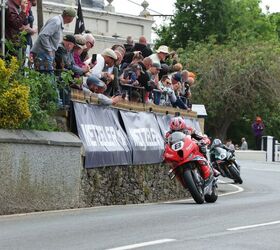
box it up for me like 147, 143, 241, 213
269, 12, 280, 40
181, 40, 280, 141
155, 0, 276, 49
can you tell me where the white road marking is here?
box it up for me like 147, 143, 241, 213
106, 239, 176, 250
218, 181, 244, 197
227, 220, 280, 231
164, 180, 244, 204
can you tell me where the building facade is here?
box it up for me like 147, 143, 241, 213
32, 0, 154, 53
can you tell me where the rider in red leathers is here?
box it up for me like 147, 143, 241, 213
165, 116, 219, 179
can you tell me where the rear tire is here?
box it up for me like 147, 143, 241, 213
183, 169, 205, 204
229, 165, 243, 184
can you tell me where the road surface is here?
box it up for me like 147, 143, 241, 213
0, 160, 279, 250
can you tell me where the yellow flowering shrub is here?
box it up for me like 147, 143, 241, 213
0, 56, 19, 87
0, 57, 31, 128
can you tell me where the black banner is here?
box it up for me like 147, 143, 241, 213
74, 102, 202, 167
74, 103, 132, 168
155, 114, 172, 137
120, 111, 165, 164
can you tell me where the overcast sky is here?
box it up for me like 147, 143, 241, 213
114, 0, 280, 17
113, 0, 280, 41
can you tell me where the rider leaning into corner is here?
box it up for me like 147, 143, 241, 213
210, 138, 235, 162
165, 116, 220, 180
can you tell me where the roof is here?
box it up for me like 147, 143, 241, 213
191, 104, 207, 117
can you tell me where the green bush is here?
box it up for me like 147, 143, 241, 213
0, 57, 72, 130
0, 57, 31, 128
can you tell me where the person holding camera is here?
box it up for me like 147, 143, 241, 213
88, 48, 117, 84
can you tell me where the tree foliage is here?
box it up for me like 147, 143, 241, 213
154, 0, 280, 145
155, 0, 277, 49
180, 40, 280, 141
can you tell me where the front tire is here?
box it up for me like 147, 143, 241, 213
229, 165, 243, 184
205, 184, 218, 203
183, 169, 205, 204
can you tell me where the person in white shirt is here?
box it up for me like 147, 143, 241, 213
87, 48, 117, 82
149, 45, 169, 64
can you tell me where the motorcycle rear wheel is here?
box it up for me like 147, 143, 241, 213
183, 169, 205, 204
229, 165, 243, 184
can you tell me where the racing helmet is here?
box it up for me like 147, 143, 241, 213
170, 117, 186, 131
212, 138, 222, 147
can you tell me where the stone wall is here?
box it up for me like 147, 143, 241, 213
80, 164, 190, 207
0, 130, 82, 215
0, 129, 191, 215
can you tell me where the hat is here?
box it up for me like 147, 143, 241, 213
63, 34, 76, 45
156, 45, 169, 54
102, 48, 117, 60
87, 76, 106, 88
62, 7, 76, 17
172, 72, 182, 82
74, 34, 86, 49
152, 62, 162, 69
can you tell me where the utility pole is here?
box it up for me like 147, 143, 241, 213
37, 0, 44, 32
0, 0, 6, 56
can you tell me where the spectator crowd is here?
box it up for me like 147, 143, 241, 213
3, 2, 196, 109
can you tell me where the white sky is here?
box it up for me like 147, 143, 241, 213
113, 0, 280, 41
114, 0, 280, 20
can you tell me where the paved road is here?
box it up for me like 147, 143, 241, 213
0, 160, 280, 250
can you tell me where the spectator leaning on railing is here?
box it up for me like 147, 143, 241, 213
55, 34, 77, 73
83, 76, 122, 105
73, 34, 90, 75
87, 48, 117, 81
149, 45, 169, 64
80, 33, 95, 62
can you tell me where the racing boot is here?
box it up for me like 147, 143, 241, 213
213, 168, 220, 177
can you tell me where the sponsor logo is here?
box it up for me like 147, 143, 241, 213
128, 128, 164, 149
80, 124, 128, 149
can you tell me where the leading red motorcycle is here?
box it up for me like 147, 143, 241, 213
163, 131, 218, 204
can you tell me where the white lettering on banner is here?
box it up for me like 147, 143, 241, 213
80, 124, 128, 148
129, 128, 164, 149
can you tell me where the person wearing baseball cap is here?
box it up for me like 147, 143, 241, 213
55, 34, 77, 72
31, 7, 76, 72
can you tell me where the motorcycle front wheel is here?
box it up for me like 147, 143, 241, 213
205, 183, 218, 203
229, 165, 243, 184
183, 169, 205, 204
